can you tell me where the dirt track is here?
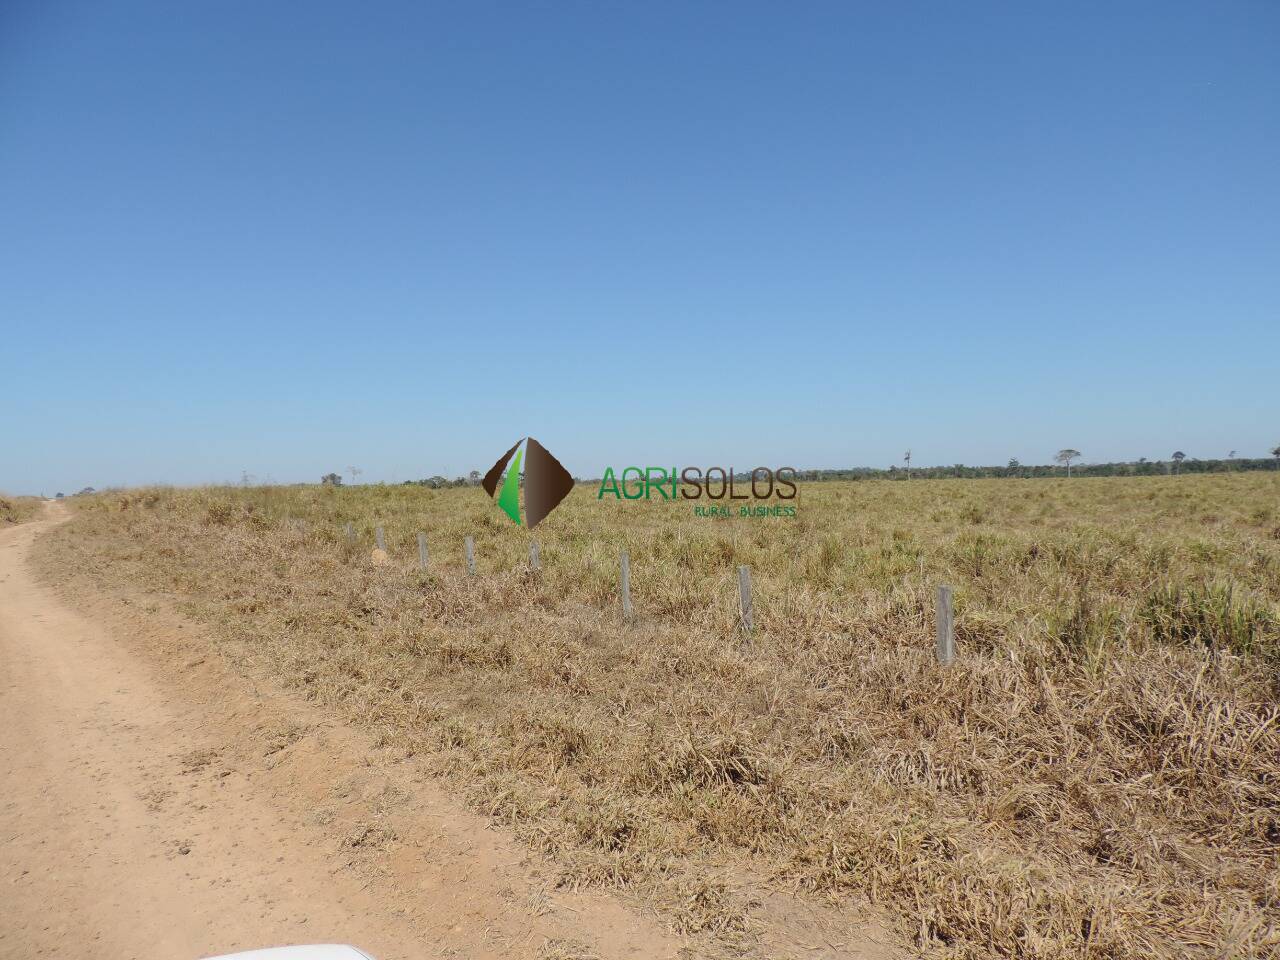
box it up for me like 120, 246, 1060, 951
0, 504, 685, 959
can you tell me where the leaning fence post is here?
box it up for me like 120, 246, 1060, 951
529, 540, 540, 571
344, 522, 355, 543
464, 536, 476, 575
738, 565, 753, 634
417, 532, 428, 570
375, 525, 386, 552
936, 585, 955, 665
619, 550, 633, 621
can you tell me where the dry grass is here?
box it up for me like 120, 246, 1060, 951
0, 494, 43, 525
35, 474, 1280, 958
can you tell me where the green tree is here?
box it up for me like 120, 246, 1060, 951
321, 472, 343, 486
1171, 451, 1186, 475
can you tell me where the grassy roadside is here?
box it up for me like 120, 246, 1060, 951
1, 494, 44, 525
34, 475, 1280, 958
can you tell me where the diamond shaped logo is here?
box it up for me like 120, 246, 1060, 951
481, 437, 574, 528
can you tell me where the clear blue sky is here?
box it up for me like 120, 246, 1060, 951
2, 2, 1277, 493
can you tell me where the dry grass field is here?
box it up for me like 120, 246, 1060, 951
1, 494, 43, 525
36, 474, 1280, 959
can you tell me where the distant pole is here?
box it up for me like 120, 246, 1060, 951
417, 532, 428, 570
465, 536, 476, 575
375, 525, 386, 552
529, 540, 540, 571
738, 565, 753, 634
619, 550, 633, 621
344, 522, 354, 543
936, 585, 955, 665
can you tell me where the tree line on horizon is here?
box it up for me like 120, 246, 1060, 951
319, 446, 1280, 488
796, 447, 1280, 482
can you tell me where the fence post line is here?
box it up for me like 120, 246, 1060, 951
375, 525, 386, 552
344, 522, 354, 543
417, 532, 428, 570
530, 540, 540, 571
738, 565, 753, 634
936, 584, 955, 665
465, 536, 476, 576
619, 550, 633, 621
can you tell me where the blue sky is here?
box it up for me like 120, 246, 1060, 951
2, 2, 1277, 493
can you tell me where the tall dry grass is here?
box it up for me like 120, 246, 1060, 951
36, 474, 1280, 958
1, 493, 43, 525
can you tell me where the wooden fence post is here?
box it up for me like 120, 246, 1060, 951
619, 550, 633, 621
529, 540, 540, 571
738, 565, 753, 634
375, 526, 386, 552
465, 536, 476, 575
417, 532, 428, 570
936, 585, 955, 665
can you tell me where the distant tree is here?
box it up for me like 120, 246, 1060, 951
1171, 451, 1186, 474
903, 450, 912, 479
1055, 449, 1081, 477
55, 492, 64, 499
1272, 445, 1280, 467
468, 470, 481, 485
347, 465, 362, 485
320, 472, 343, 486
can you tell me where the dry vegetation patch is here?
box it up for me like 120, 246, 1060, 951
1, 494, 43, 525
35, 474, 1280, 958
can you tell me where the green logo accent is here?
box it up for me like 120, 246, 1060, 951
496, 446, 524, 525
482, 437, 574, 529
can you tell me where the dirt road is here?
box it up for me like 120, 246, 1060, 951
0, 505, 684, 960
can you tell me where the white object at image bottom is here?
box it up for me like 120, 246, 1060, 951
203, 947, 374, 960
